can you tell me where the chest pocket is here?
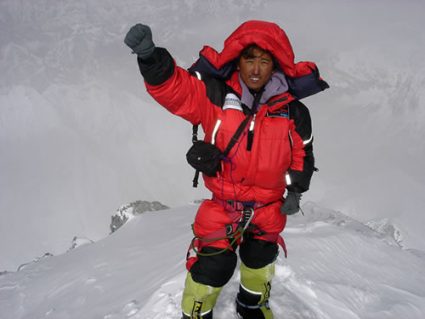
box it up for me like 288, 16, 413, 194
255, 107, 292, 189
261, 105, 291, 141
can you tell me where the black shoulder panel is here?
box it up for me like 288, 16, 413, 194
188, 55, 236, 80
190, 72, 228, 108
288, 100, 312, 141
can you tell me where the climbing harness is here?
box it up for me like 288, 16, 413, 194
187, 199, 287, 259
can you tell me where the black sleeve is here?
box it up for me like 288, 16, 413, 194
287, 100, 315, 193
137, 47, 175, 86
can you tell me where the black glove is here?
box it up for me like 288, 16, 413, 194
124, 23, 155, 59
281, 191, 302, 215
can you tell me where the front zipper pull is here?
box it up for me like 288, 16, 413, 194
247, 114, 256, 151
247, 89, 263, 151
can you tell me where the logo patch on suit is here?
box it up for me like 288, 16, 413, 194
266, 105, 289, 118
191, 301, 203, 318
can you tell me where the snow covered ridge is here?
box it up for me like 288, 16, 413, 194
1, 204, 425, 319
0, 200, 168, 274
110, 200, 169, 233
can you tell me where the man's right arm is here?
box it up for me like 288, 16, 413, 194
125, 23, 214, 126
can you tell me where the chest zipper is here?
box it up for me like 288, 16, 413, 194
247, 114, 256, 151
245, 89, 263, 152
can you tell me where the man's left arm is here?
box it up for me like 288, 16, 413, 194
286, 100, 315, 193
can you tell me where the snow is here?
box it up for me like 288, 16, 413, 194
1, 205, 425, 319
1, 0, 425, 318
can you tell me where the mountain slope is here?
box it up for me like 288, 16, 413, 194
1, 204, 424, 319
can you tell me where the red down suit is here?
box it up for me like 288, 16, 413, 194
137, 20, 328, 262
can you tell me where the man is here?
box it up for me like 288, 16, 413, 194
125, 20, 328, 319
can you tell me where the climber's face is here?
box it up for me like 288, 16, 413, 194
238, 46, 274, 92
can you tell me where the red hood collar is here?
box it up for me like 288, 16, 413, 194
191, 20, 329, 99
199, 20, 298, 77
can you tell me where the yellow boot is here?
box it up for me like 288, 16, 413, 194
236, 262, 275, 319
181, 272, 222, 319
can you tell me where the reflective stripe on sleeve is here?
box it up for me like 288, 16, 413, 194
211, 119, 222, 145
285, 172, 292, 185
303, 134, 313, 145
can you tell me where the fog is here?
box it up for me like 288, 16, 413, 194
1, 0, 424, 271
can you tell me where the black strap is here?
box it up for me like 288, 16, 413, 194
222, 115, 251, 157
190, 89, 263, 187
246, 89, 263, 151
190, 115, 251, 188
192, 169, 200, 188
191, 125, 200, 187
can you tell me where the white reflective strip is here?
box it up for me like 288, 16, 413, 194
211, 119, 222, 145
223, 104, 243, 111
201, 310, 213, 316
183, 309, 213, 316
195, 71, 202, 80
303, 134, 313, 145
223, 93, 243, 111
240, 283, 262, 296
183, 307, 212, 317
285, 172, 292, 185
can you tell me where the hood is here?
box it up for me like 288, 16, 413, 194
218, 20, 296, 76
189, 20, 329, 99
